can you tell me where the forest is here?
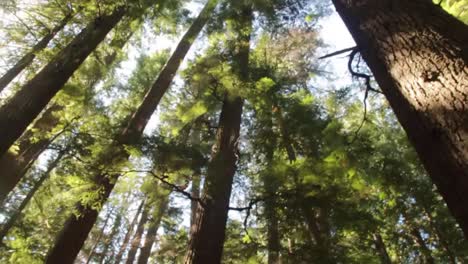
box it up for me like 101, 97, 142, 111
0, 0, 467, 263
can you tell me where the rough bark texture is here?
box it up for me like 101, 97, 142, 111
137, 194, 169, 264
184, 4, 252, 263
331, 0, 468, 236
0, 11, 74, 93
0, 104, 62, 204
0, 6, 126, 157
114, 200, 145, 264
373, 233, 392, 264
126, 204, 150, 264
45, 3, 217, 262
0, 151, 63, 242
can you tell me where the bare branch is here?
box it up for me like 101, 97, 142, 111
319, 46, 356, 60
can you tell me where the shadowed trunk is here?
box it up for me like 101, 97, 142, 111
114, 200, 145, 264
184, 3, 252, 263
373, 233, 392, 264
0, 11, 75, 93
0, 150, 64, 243
0, 6, 126, 157
126, 204, 150, 264
137, 193, 170, 264
331, 0, 468, 236
45, 3, 218, 262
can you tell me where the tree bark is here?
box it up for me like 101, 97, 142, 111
0, 151, 64, 243
331, 0, 468, 236
373, 233, 392, 264
126, 204, 150, 264
0, 6, 126, 157
137, 193, 169, 264
184, 3, 252, 263
45, 3, 218, 263
0, 11, 75, 93
114, 200, 145, 264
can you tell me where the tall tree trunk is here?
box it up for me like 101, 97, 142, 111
331, 0, 468, 236
86, 208, 114, 264
0, 150, 64, 243
184, 3, 252, 263
137, 193, 170, 264
0, 11, 75, 93
45, 3, 218, 263
114, 200, 145, 264
265, 178, 281, 264
373, 233, 392, 264
0, 6, 126, 157
126, 204, 150, 264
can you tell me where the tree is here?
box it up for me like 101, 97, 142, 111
331, 0, 468, 237
45, 1, 219, 262
0, 4, 127, 156
184, 2, 253, 262
0, 8, 76, 93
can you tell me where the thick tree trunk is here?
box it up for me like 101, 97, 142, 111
45, 3, 218, 263
190, 126, 202, 238
265, 181, 281, 264
0, 151, 63, 243
137, 193, 169, 264
0, 11, 75, 93
331, 0, 468, 236
0, 104, 62, 204
114, 200, 145, 264
0, 6, 126, 157
184, 4, 252, 263
126, 204, 150, 264
373, 233, 392, 264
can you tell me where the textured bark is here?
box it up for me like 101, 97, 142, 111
0, 11, 75, 93
114, 200, 145, 264
184, 4, 252, 263
331, 0, 468, 236
0, 104, 61, 204
45, 3, 217, 262
137, 194, 169, 264
0, 151, 63, 242
0, 6, 126, 157
373, 233, 392, 264
126, 204, 150, 264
